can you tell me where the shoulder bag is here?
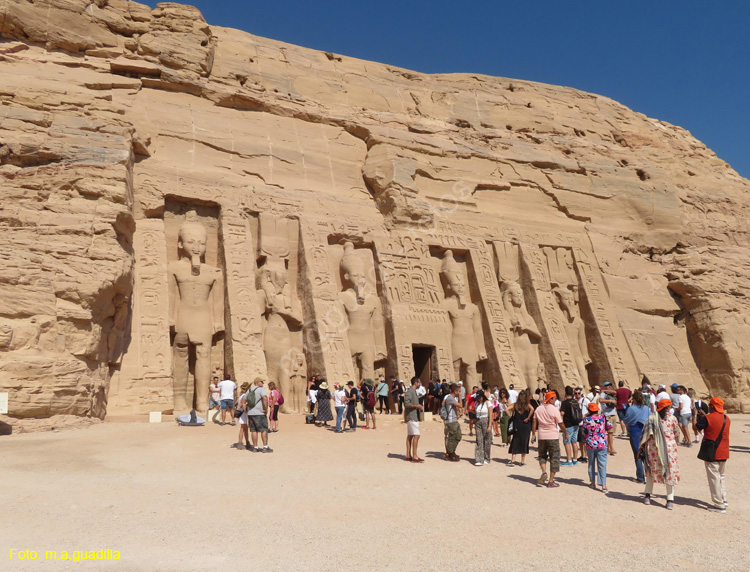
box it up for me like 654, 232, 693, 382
697, 415, 727, 462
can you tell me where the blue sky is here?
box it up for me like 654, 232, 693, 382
142, 1, 749, 179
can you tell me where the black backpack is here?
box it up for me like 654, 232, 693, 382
568, 399, 582, 425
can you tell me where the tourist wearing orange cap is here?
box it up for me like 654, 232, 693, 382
638, 398, 680, 509
696, 397, 731, 513
532, 390, 567, 487
582, 402, 613, 492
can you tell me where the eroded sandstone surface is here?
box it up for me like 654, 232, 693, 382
1, 0, 749, 421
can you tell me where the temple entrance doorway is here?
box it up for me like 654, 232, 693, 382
412, 345, 436, 384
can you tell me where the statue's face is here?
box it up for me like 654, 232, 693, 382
179, 231, 206, 259
445, 270, 465, 297
509, 284, 523, 306
556, 288, 574, 312
346, 269, 368, 304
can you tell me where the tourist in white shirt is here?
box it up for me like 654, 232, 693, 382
333, 383, 347, 433
217, 374, 237, 426
676, 385, 693, 446
508, 384, 519, 405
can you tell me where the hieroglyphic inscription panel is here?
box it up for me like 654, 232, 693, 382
572, 248, 639, 386
221, 208, 266, 381
374, 233, 453, 381
299, 219, 355, 381
112, 218, 172, 413
518, 243, 582, 389
467, 244, 524, 388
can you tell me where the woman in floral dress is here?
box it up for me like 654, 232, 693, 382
639, 398, 680, 510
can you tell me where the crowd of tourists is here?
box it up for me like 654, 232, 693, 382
206, 371, 731, 514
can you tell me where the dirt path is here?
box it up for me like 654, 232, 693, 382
2, 413, 749, 571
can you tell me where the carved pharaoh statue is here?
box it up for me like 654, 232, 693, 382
338, 242, 385, 381
440, 250, 487, 386
257, 255, 302, 413
502, 281, 542, 392
168, 219, 224, 414
553, 284, 590, 383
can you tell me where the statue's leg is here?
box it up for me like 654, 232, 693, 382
464, 360, 478, 388
360, 348, 375, 381
194, 341, 211, 412
173, 333, 190, 413
452, 359, 461, 383
279, 358, 293, 414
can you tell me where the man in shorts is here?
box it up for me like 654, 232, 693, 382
361, 378, 377, 429
246, 377, 272, 453
677, 385, 693, 446
208, 376, 221, 422
404, 377, 424, 463
533, 391, 566, 487
217, 374, 236, 426
560, 386, 581, 466
615, 380, 632, 435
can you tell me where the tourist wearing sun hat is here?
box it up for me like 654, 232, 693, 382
696, 397, 731, 513
638, 398, 680, 509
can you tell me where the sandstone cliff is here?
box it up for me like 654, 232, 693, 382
1, 0, 749, 422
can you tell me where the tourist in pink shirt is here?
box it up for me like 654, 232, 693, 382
532, 391, 566, 488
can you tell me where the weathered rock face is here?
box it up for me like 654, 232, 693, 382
1, 0, 749, 419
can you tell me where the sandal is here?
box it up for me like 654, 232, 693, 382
547, 481, 560, 488
588, 482, 597, 490
411, 458, 425, 463
405, 456, 412, 462
537, 473, 548, 486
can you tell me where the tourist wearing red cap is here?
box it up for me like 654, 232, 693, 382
532, 390, 566, 487
696, 397, 731, 513
638, 398, 680, 509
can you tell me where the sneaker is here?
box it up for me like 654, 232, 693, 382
666, 500, 673, 510
474, 461, 483, 466
707, 506, 727, 514
561, 461, 574, 467
262, 446, 273, 453
483, 460, 489, 465
577, 457, 587, 463
572, 460, 579, 465
506, 460, 515, 467
252, 446, 260, 453
643, 494, 651, 505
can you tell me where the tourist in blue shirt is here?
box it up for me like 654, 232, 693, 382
623, 389, 651, 483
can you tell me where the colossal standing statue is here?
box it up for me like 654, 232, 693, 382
338, 242, 385, 381
257, 255, 301, 413
502, 281, 542, 392
440, 250, 487, 386
554, 284, 590, 383
168, 220, 224, 413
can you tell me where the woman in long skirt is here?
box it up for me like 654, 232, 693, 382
315, 381, 333, 426
624, 389, 651, 483
507, 389, 534, 465
639, 398, 680, 509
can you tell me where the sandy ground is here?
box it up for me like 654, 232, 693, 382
2, 411, 749, 572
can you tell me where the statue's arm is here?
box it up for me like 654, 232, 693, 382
168, 264, 177, 328
212, 269, 225, 334
578, 320, 591, 363
524, 310, 542, 341
372, 300, 387, 359
277, 285, 302, 326
473, 306, 487, 361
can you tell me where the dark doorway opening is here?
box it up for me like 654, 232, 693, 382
412, 345, 436, 384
